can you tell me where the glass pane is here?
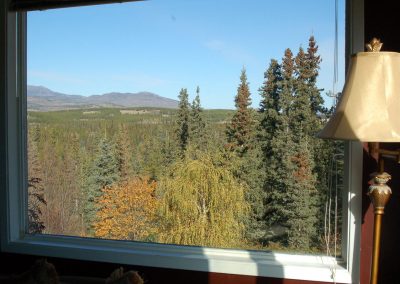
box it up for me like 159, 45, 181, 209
27, 0, 345, 255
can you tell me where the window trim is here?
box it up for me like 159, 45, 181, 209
0, 1, 363, 282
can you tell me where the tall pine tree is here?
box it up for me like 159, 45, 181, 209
175, 88, 190, 156
83, 137, 119, 236
259, 55, 295, 244
225, 68, 265, 244
190, 86, 206, 149
226, 68, 255, 157
285, 138, 318, 249
260, 44, 319, 250
259, 59, 282, 156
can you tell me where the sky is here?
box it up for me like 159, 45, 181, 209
27, 0, 345, 109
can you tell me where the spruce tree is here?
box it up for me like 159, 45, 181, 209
293, 36, 324, 137
259, 59, 282, 157
226, 68, 255, 157
294, 36, 333, 247
190, 86, 206, 149
83, 137, 119, 235
175, 88, 190, 155
292, 46, 312, 136
305, 36, 324, 114
285, 138, 318, 249
224, 69, 265, 243
260, 46, 319, 250
258, 59, 284, 243
259, 56, 295, 243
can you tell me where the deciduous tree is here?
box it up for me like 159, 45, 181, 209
157, 152, 249, 248
94, 177, 158, 241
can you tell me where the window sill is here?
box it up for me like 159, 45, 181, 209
2, 235, 352, 283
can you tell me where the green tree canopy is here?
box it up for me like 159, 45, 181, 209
27, 126, 46, 234
259, 42, 320, 250
190, 86, 206, 149
175, 88, 190, 155
83, 137, 119, 235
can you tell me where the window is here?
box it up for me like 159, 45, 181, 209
1, 0, 364, 282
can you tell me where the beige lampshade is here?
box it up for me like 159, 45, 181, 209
318, 51, 400, 142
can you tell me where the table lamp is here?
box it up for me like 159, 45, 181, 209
318, 38, 400, 284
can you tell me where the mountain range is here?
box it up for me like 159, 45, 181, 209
27, 85, 179, 111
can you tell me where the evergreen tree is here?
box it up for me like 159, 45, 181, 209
285, 138, 318, 249
260, 46, 319, 250
295, 36, 333, 247
259, 56, 295, 244
175, 88, 190, 155
190, 86, 206, 149
292, 46, 312, 136
305, 36, 324, 114
226, 68, 255, 157
224, 68, 265, 243
259, 58, 283, 229
238, 140, 266, 243
83, 137, 119, 236
138, 134, 168, 181
281, 48, 295, 117
293, 36, 324, 137
258, 59, 282, 157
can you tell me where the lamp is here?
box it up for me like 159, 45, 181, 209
318, 38, 400, 284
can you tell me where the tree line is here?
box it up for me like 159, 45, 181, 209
28, 36, 343, 253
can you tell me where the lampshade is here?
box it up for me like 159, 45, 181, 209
318, 51, 400, 142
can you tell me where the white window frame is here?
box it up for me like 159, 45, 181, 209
0, 0, 364, 282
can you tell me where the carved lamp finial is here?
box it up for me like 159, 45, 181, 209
366, 38, 383, 52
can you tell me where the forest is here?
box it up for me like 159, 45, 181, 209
27, 36, 344, 254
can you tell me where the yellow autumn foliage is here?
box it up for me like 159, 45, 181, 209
94, 177, 157, 241
157, 152, 250, 248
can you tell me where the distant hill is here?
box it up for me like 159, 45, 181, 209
27, 85, 179, 111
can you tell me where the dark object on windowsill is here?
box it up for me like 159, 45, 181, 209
0, 258, 59, 284
0, 259, 143, 284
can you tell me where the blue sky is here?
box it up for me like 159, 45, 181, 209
28, 0, 345, 109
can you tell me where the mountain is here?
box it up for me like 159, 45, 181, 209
27, 85, 179, 111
